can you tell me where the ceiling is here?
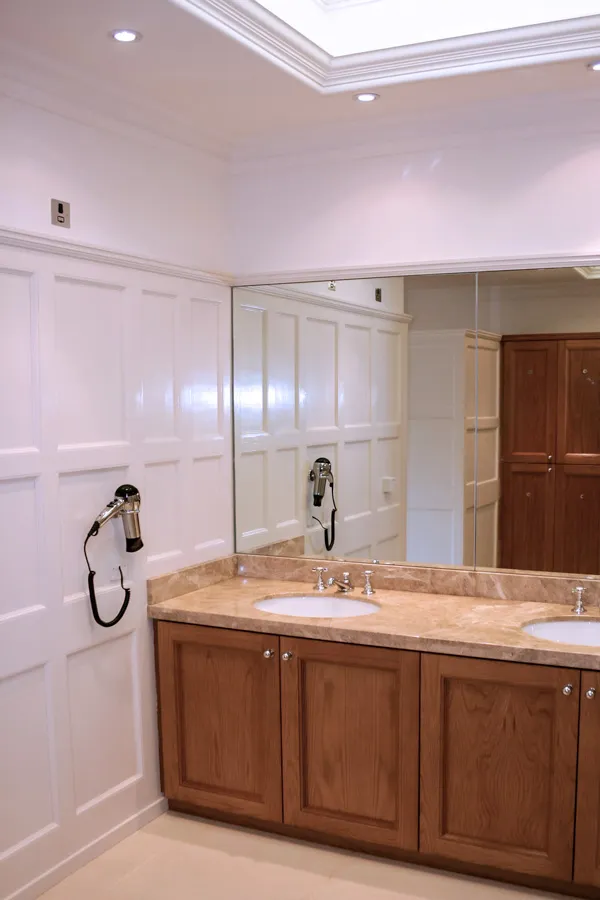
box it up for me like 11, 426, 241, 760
2, 0, 600, 159
251, 0, 600, 56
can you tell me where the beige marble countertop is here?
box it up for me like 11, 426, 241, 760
148, 576, 600, 670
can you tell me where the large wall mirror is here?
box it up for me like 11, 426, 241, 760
233, 267, 600, 580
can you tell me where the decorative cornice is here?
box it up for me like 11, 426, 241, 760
233, 252, 600, 286
239, 284, 412, 322
0, 228, 232, 285
172, 2, 600, 91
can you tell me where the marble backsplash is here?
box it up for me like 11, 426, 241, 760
147, 555, 237, 605
148, 553, 600, 607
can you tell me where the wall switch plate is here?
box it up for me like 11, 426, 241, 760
375, 288, 382, 302
328, 280, 336, 291
51, 199, 71, 228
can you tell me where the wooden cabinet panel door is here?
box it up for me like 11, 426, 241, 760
280, 637, 419, 849
575, 672, 600, 887
420, 655, 579, 880
557, 339, 600, 465
156, 622, 282, 822
554, 465, 600, 575
502, 340, 558, 463
499, 463, 555, 571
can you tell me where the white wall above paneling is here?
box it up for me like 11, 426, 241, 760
0, 96, 229, 274
0, 237, 233, 900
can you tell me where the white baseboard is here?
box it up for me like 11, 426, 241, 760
6, 797, 168, 900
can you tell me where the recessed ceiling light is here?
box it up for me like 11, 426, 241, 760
588, 61, 600, 71
110, 29, 143, 43
353, 92, 379, 103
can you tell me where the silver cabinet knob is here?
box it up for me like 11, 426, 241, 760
281, 651, 293, 661
263, 649, 275, 659
562, 684, 573, 696
586, 687, 597, 700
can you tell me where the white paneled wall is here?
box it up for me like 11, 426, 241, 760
0, 239, 232, 900
234, 287, 409, 561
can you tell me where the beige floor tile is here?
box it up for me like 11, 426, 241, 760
40, 813, 564, 900
307, 855, 565, 900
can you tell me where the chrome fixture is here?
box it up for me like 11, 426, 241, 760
572, 586, 586, 615
263, 649, 275, 659
312, 567, 328, 591
586, 687, 597, 699
362, 570, 375, 596
327, 572, 354, 593
281, 651, 293, 661
563, 684, 573, 696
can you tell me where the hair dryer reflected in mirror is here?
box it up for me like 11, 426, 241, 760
84, 485, 143, 628
309, 458, 337, 551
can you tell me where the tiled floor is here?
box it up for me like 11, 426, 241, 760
41, 812, 563, 900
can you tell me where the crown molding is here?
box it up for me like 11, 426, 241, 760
173, 2, 600, 91
0, 228, 233, 285
239, 284, 412, 322
233, 252, 600, 286
170, 0, 329, 88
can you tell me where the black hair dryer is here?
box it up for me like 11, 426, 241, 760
83, 485, 143, 628
309, 458, 337, 551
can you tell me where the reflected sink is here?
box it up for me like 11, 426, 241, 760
254, 594, 380, 619
523, 619, 600, 647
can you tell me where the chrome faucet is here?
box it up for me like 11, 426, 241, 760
327, 571, 354, 593
572, 586, 586, 615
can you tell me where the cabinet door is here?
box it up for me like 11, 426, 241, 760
420, 655, 579, 880
502, 340, 558, 463
575, 672, 600, 887
554, 465, 600, 575
557, 339, 600, 465
280, 637, 419, 849
499, 463, 555, 571
156, 622, 282, 822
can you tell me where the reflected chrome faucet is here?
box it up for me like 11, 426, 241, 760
572, 586, 586, 615
327, 572, 354, 593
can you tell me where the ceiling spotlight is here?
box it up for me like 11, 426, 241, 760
588, 61, 600, 71
353, 92, 379, 103
110, 29, 143, 43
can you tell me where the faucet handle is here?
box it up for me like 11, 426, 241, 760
362, 570, 375, 596
312, 567, 328, 592
342, 572, 352, 587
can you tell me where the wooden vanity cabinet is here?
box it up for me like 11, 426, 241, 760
156, 622, 283, 822
574, 671, 600, 887
280, 637, 419, 849
420, 654, 580, 881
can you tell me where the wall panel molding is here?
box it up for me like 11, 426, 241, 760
0, 228, 232, 286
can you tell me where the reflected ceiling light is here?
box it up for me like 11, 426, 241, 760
353, 92, 379, 102
110, 29, 143, 42
588, 61, 600, 71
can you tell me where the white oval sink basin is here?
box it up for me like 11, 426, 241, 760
254, 595, 379, 618
523, 619, 600, 647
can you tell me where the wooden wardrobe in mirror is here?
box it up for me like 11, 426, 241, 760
500, 334, 600, 574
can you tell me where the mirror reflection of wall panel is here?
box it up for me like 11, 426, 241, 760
474, 334, 501, 568
234, 283, 410, 558
407, 331, 475, 566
